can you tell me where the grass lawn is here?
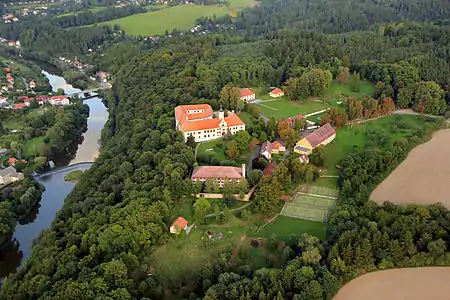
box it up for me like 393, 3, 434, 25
323, 80, 375, 102
257, 215, 326, 240
100, 4, 227, 36
314, 177, 339, 189
238, 111, 255, 128
254, 98, 332, 120
197, 137, 227, 162
323, 114, 440, 174
23, 136, 45, 157
151, 215, 248, 285
57, 6, 108, 17
0, 56, 36, 77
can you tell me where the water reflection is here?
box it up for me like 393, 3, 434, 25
0, 240, 22, 279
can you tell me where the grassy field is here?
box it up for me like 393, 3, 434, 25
238, 111, 255, 128
197, 138, 228, 162
57, 6, 108, 17
99, 0, 256, 36
151, 215, 247, 285
23, 136, 45, 157
323, 114, 439, 174
254, 99, 332, 120
258, 215, 326, 240
323, 80, 375, 102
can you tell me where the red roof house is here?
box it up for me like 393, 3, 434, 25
239, 88, 255, 102
5, 67, 10, 72
13, 103, 26, 110
8, 157, 17, 165
269, 88, 284, 98
170, 217, 188, 234
305, 123, 336, 147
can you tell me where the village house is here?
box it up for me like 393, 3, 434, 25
294, 123, 336, 155
170, 217, 188, 234
49, 95, 70, 106
175, 104, 245, 142
191, 164, 246, 187
0, 166, 24, 185
260, 140, 286, 161
299, 154, 310, 164
239, 88, 255, 102
269, 88, 284, 98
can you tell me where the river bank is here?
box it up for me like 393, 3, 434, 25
0, 71, 108, 279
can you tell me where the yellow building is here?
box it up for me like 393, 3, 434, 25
294, 123, 336, 155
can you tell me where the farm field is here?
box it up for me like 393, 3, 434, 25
371, 128, 450, 208
322, 114, 440, 174
333, 267, 450, 300
100, 0, 255, 36
257, 215, 326, 240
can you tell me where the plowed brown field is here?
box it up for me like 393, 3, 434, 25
371, 129, 450, 207
333, 267, 450, 300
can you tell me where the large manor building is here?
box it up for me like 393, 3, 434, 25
175, 104, 245, 142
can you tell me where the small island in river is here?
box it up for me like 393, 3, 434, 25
64, 170, 84, 182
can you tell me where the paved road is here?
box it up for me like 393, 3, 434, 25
393, 109, 439, 118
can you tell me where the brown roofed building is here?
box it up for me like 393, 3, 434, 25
170, 217, 188, 234
294, 123, 336, 155
260, 140, 286, 161
191, 164, 246, 187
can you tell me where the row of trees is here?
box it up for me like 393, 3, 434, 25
285, 68, 333, 100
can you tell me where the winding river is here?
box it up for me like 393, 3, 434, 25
0, 71, 108, 278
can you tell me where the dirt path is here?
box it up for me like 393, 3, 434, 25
230, 234, 247, 263
371, 129, 450, 208
334, 267, 450, 300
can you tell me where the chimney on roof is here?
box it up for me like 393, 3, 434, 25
241, 164, 246, 178
230, 110, 235, 116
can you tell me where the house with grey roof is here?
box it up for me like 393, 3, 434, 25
0, 166, 24, 185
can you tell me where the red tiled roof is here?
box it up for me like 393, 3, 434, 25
38, 95, 49, 101
263, 162, 277, 176
192, 166, 243, 179
305, 123, 336, 147
271, 141, 285, 150
225, 114, 245, 127
270, 88, 284, 95
8, 157, 17, 165
49, 96, 68, 101
181, 118, 220, 131
171, 217, 188, 229
240, 88, 255, 98
13, 103, 26, 109
175, 104, 213, 122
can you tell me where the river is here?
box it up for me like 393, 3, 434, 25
0, 71, 108, 279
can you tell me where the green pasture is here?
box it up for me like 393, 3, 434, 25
101, 4, 224, 36
257, 215, 326, 240
323, 80, 375, 102
254, 99, 331, 120
23, 136, 45, 157
293, 194, 335, 209
323, 114, 441, 174
151, 215, 247, 285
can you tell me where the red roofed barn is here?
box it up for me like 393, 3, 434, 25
170, 217, 188, 234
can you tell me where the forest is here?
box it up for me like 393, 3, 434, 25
0, 0, 449, 298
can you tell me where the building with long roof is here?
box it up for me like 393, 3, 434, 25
294, 123, 336, 155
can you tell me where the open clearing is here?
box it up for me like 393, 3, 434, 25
334, 267, 450, 300
101, 0, 255, 36
257, 215, 326, 240
323, 114, 440, 174
371, 129, 450, 208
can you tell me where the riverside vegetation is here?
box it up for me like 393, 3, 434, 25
0, 0, 449, 298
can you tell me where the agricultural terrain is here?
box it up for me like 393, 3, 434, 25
334, 267, 450, 300
371, 128, 450, 207
100, 0, 256, 36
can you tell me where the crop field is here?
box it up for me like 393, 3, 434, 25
371, 128, 450, 208
101, 0, 255, 36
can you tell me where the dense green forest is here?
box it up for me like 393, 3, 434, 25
0, 179, 44, 251
0, 0, 449, 298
